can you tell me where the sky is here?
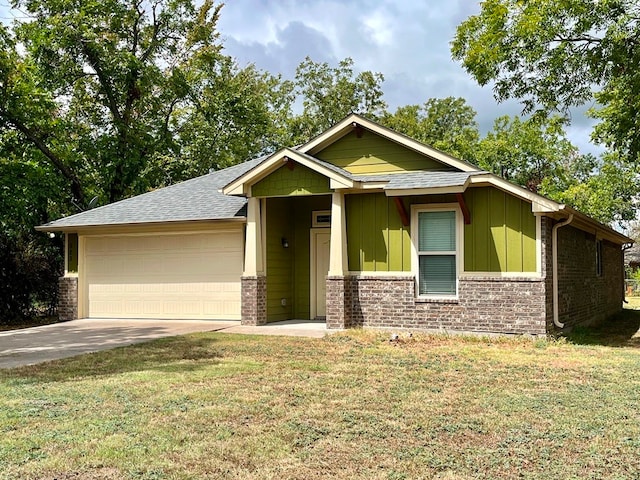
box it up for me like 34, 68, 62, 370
0, 0, 600, 155
216, 0, 600, 155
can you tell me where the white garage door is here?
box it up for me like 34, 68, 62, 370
84, 231, 242, 320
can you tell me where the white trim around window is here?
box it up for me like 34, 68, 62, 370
411, 203, 463, 299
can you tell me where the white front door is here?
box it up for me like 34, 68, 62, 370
311, 230, 331, 318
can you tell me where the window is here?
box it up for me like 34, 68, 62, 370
414, 208, 459, 296
312, 210, 331, 228
596, 239, 603, 277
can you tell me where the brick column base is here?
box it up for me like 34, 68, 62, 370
326, 276, 351, 329
58, 276, 78, 321
241, 275, 267, 325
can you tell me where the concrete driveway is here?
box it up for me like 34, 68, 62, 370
0, 318, 329, 369
0, 319, 237, 369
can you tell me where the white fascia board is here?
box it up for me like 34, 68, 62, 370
222, 149, 286, 195
297, 114, 361, 153
284, 150, 354, 188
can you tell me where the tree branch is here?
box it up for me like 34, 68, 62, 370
6, 112, 85, 204
81, 40, 123, 125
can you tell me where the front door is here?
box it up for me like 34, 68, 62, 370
312, 230, 331, 318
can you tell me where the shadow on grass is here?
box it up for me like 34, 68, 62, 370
0, 334, 224, 383
566, 308, 640, 347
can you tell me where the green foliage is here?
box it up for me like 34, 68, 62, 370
540, 152, 639, 225
285, 57, 387, 144
452, 0, 640, 165
381, 97, 480, 161
476, 116, 578, 192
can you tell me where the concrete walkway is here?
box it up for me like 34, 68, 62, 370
0, 318, 328, 369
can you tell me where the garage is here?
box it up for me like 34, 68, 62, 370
82, 230, 243, 320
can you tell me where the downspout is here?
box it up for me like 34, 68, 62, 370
552, 214, 574, 329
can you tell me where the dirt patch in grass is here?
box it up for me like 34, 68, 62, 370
39, 468, 121, 480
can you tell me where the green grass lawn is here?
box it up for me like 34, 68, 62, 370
1, 312, 640, 479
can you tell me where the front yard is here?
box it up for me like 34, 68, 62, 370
1, 310, 640, 479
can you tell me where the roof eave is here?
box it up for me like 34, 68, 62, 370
35, 216, 247, 233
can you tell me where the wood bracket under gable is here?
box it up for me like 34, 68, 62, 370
456, 193, 471, 225
394, 197, 410, 227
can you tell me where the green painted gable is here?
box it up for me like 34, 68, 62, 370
252, 162, 330, 197
315, 129, 453, 175
463, 187, 537, 273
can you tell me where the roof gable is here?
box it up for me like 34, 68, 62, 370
300, 114, 481, 173
223, 148, 354, 196
315, 128, 454, 175
252, 162, 331, 197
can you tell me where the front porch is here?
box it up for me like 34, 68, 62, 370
241, 193, 349, 326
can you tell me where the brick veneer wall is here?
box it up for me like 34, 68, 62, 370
330, 275, 547, 334
58, 276, 78, 321
326, 276, 351, 329
241, 275, 267, 325
555, 225, 624, 329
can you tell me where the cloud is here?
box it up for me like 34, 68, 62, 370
215, 0, 600, 154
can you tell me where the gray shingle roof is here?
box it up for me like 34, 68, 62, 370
291, 151, 355, 180
38, 154, 486, 231
381, 171, 484, 190
40, 157, 265, 229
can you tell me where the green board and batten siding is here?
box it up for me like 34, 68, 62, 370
265, 196, 332, 322
346, 193, 411, 272
463, 187, 537, 272
316, 130, 451, 175
346, 188, 536, 274
252, 163, 330, 197
265, 197, 293, 322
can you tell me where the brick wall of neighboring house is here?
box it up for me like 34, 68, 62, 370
58, 276, 78, 322
556, 224, 624, 329
241, 275, 267, 325
332, 275, 547, 335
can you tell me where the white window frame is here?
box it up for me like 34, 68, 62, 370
411, 203, 463, 299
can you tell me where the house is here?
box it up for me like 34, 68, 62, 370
38, 114, 632, 335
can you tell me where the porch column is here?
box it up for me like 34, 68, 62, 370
243, 197, 263, 276
329, 191, 348, 275
242, 197, 266, 325
327, 191, 350, 329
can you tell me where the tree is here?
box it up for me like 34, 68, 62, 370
451, 0, 640, 164
285, 57, 387, 144
540, 152, 639, 225
0, 0, 277, 321
2, 0, 274, 206
476, 116, 577, 193
381, 97, 480, 161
